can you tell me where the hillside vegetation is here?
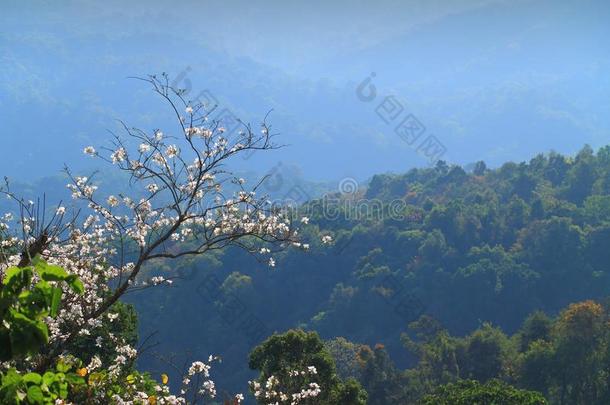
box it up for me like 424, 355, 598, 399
132, 145, 610, 403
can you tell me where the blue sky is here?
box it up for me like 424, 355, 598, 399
1, 0, 609, 184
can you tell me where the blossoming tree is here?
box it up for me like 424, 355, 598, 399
0, 74, 319, 404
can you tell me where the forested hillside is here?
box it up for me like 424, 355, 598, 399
3, 2, 610, 404
130, 144, 610, 403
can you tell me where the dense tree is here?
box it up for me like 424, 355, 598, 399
248, 330, 367, 404
358, 344, 410, 404
517, 311, 552, 352
421, 379, 547, 405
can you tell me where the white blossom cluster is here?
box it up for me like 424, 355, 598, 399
108, 358, 245, 405
249, 366, 321, 405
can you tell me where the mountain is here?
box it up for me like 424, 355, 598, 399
2, 0, 610, 183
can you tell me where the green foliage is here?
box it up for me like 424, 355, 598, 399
395, 299, 610, 404
0, 256, 83, 361
358, 345, 412, 404
324, 337, 367, 382
0, 258, 87, 404
421, 379, 547, 405
517, 311, 552, 352
0, 359, 86, 405
462, 324, 513, 382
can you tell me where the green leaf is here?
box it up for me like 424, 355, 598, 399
65, 276, 84, 295
23, 373, 42, 384
3, 266, 32, 290
2, 266, 21, 284
26, 385, 44, 404
37, 263, 69, 282
2, 369, 23, 386
49, 287, 62, 317
58, 382, 68, 399
17, 290, 32, 301
8, 310, 48, 356
42, 372, 56, 386
65, 373, 85, 386
33, 256, 83, 294
30, 255, 44, 267
55, 361, 70, 374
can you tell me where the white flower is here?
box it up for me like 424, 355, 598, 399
165, 145, 179, 159
147, 183, 159, 193
268, 258, 276, 267
139, 143, 151, 153
151, 276, 172, 286
87, 355, 102, 371
107, 195, 120, 207
300, 217, 309, 224
321, 235, 333, 244
83, 146, 96, 156
155, 130, 163, 140
185, 106, 193, 114
56, 206, 66, 215
188, 361, 211, 376
152, 152, 166, 166
111, 147, 127, 164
